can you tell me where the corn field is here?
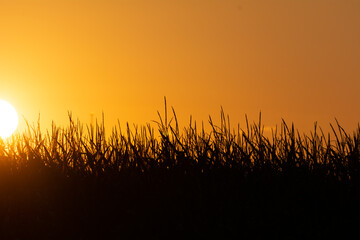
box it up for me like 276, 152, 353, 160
0, 102, 359, 239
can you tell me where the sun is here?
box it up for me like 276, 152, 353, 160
0, 100, 19, 139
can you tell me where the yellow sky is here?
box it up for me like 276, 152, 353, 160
1, 0, 359, 136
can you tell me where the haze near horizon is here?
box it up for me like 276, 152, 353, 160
1, 0, 359, 136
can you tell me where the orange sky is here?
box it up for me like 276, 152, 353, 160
1, 0, 359, 136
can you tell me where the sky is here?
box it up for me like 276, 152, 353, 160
1, 0, 359, 136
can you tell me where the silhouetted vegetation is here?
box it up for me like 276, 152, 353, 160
0, 99, 359, 239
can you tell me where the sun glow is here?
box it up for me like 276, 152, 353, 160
0, 100, 19, 139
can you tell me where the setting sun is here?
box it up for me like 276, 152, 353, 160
0, 99, 18, 139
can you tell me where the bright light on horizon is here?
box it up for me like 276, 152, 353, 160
0, 99, 19, 139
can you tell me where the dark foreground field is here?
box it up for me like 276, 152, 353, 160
0, 106, 359, 239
